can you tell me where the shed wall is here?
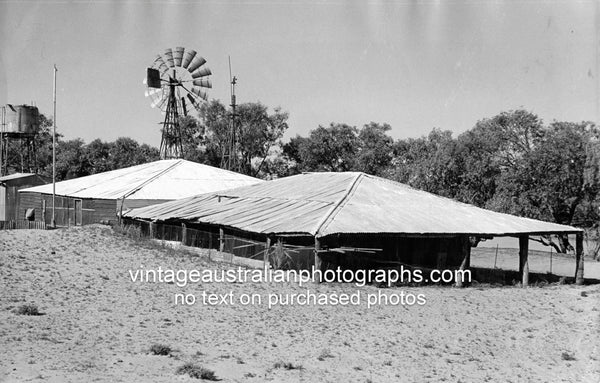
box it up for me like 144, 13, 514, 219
18, 192, 117, 226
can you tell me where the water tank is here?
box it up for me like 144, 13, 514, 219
3, 104, 39, 134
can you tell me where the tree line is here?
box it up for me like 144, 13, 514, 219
8, 101, 599, 254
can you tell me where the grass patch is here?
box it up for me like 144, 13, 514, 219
175, 362, 219, 380
317, 348, 334, 361
149, 343, 172, 356
561, 352, 576, 361
273, 361, 304, 370
14, 304, 43, 316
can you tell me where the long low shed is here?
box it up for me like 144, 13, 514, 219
124, 172, 585, 286
18, 159, 262, 226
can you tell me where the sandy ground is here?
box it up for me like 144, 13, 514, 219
1, 225, 599, 383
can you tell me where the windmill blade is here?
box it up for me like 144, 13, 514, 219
191, 67, 212, 79
186, 93, 199, 109
153, 55, 170, 75
193, 78, 212, 88
151, 95, 168, 110
181, 49, 197, 69
163, 48, 175, 67
181, 97, 187, 115
187, 56, 207, 73
144, 87, 164, 98
190, 86, 208, 101
173, 47, 184, 66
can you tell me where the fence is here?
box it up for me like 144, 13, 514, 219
121, 219, 315, 270
0, 220, 47, 230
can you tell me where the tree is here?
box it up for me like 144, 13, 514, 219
496, 122, 600, 252
54, 138, 89, 180
198, 100, 289, 176
236, 103, 289, 176
293, 123, 359, 172
177, 115, 206, 163
454, 110, 545, 210
85, 139, 111, 174
355, 122, 394, 176
386, 129, 460, 198
455, 110, 598, 253
106, 137, 158, 169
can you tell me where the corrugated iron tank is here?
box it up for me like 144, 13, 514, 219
3, 104, 39, 134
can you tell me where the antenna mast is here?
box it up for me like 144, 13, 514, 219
221, 56, 238, 171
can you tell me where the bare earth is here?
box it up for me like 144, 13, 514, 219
1, 225, 599, 383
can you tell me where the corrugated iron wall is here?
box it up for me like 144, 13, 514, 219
17, 192, 117, 226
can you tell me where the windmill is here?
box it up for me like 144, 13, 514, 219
145, 47, 212, 159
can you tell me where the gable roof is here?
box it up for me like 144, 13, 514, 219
0, 173, 50, 187
124, 172, 581, 237
19, 159, 261, 200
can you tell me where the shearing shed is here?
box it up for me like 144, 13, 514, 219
123, 172, 585, 286
18, 159, 262, 226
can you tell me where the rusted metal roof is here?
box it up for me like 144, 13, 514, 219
19, 159, 262, 200
124, 172, 582, 237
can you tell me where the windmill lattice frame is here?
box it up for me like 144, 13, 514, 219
145, 47, 212, 159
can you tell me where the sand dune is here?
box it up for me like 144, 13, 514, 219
1, 225, 598, 382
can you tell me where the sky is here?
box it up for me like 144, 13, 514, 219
0, 0, 598, 147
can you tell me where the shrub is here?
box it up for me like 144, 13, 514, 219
14, 304, 43, 316
273, 361, 303, 370
561, 352, 576, 361
149, 343, 172, 356
175, 362, 218, 380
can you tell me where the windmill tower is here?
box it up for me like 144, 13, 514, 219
145, 47, 212, 159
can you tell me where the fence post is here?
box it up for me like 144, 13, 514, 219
314, 237, 322, 283
181, 223, 187, 246
455, 236, 471, 288
219, 228, 224, 252
264, 237, 271, 269
519, 235, 529, 287
149, 221, 155, 239
575, 232, 584, 285
208, 232, 212, 261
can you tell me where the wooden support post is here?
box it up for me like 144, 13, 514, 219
219, 228, 224, 253
149, 221, 155, 239
519, 235, 529, 287
181, 223, 187, 246
575, 232, 584, 285
314, 237, 322, 283
273, 238, 285, 269
264, 237, 271, 269
456, 236, 471, 288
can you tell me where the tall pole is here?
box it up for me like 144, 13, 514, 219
51, 65, 57, 228
0, 105, 4, 177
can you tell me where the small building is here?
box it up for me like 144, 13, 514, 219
0, 173, 49, 221
18, 159, 261, 226
123, 171, 585, 286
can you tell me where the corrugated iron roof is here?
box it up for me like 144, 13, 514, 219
19, 159, 262, 200
124, 172, 581, 237
0, 173, 36, 181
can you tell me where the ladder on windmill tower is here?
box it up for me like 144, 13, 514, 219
221, 57, 239, 171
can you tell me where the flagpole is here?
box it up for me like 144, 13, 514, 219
51, 64, 57, 228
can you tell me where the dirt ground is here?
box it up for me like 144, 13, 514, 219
1, 225, 599, 383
